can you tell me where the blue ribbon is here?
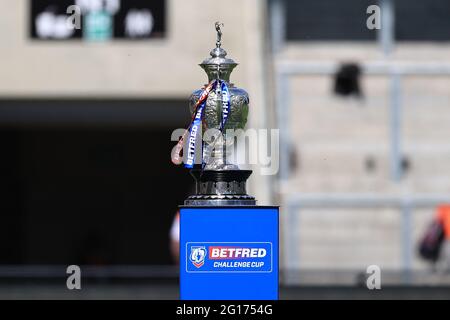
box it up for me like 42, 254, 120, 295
220, 81, 230, 131
185, 80, 230, 169
185, 98, 207, 168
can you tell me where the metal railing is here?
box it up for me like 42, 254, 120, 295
283, 194, 450, 278
275, 61, 450, 181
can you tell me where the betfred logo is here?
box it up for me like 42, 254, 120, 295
186, 242, 272, 273
189, 246, 206, 268
209, 247, 267, 259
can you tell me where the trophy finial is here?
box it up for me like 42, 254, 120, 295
200, 22, 237, 82
215, 22, 223, 48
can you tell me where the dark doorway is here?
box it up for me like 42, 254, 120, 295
0, 100, 192, 265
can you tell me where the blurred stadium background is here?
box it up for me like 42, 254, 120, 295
1, 0, 450, 299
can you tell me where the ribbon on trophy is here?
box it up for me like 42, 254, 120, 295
220, 80, 230, 131
171, 79, 230, 169
201, 80, 230, 168
171, 80, 215, 166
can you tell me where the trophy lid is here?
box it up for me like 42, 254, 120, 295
199, 22, 237, 82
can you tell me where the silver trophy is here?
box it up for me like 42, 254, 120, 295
184, 22, 255, 206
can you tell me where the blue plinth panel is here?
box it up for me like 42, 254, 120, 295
180, 206, 279, 300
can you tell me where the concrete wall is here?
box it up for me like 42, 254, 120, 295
280, 42, 450, 272
0, 0, 255, 97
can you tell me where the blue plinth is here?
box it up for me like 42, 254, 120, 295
179, 206, 279, 300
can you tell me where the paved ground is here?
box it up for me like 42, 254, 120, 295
1, 283, 450, 300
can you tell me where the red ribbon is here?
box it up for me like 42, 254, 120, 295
171, 80, 216, 165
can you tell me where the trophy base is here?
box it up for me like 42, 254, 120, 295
184, 170, 256, 206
